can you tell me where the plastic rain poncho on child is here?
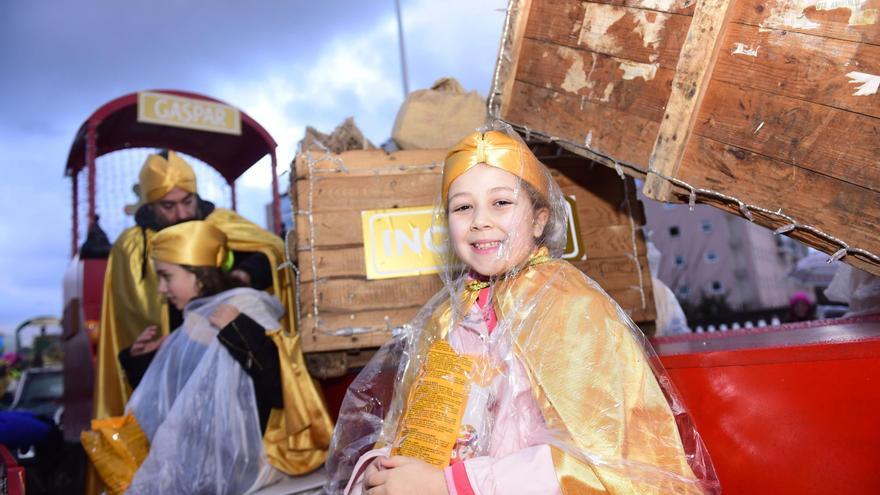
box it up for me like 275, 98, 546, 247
325, 124, 719, 495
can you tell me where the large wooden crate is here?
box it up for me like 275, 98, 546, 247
491, 0, 880, 276
291, 147, 655, 357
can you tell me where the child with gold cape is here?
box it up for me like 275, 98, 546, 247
326, 124, 719, 494
82, 221, 331, 494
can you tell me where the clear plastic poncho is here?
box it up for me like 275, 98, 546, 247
325, 123, 719, 494
126, 287, 284, 494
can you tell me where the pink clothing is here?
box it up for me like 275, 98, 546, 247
344, 300, 561, 495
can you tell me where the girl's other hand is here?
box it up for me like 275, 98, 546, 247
130, 325, 166, 356
209, 303, 240, 329
365, 456, 448, 495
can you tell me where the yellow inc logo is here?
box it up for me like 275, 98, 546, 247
362, 206, 447, 280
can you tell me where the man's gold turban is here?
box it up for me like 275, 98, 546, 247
151, 221, 229, 268
139, 150, 197, 203
442, 131, 548, 203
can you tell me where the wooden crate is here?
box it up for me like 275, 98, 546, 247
491, 0, 880, 276
291, 147, 655, 355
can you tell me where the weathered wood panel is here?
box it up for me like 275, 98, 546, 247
677, 135, 880, 259
695, 79, 880, 192
526, 0, 694, 69
731, 0, 880, 45
299, 277, 443, 315
294, 149, 444, 179
296, 173, 440, 212
505, 80, 660, 165
711, 22, 880, 119
517, 39, 676, 123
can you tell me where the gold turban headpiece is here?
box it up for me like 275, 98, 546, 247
150, 221, 231, 269
139, 150, 197, 203
443, 130, 549, 203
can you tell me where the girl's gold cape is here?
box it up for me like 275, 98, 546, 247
382, 248, 708, 494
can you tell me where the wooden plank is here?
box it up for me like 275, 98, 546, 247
587, 0, 697, 16
731, 0, 880, 45
677, 135, 880, 261
695, 79, 880, 192
644, 0, 736, 201
295, 172, 439, 212
493, 0, 535, 116
525, 0, 694, 69
516, 38, 676, 123
299, 276, 444, 314
294, 149, 445, 179
503, 80, 660, 166
711, 22, 880, 119
299, 306, 421, 353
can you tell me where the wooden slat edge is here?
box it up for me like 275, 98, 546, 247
643, 0, 737, 201
491, 0, 534, 117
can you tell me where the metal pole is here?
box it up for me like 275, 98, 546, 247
270, 153, 283, 235
72, 171, 79, 257
231, 181, 238, 211
394, 0, 410, 98
86, 119, 98, 228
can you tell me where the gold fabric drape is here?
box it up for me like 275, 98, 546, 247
384, 248, 703, 494
93, 207, 331, 475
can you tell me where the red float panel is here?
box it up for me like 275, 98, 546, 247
654, 316, 880, 494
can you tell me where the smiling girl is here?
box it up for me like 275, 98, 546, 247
327, 127, 717, 495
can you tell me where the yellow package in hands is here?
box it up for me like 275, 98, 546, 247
80, 413, 149, 495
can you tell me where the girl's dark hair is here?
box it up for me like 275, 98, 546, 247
521, 180, 552, 243
181, 265, 245, 297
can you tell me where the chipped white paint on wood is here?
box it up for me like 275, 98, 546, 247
578, 4, 627, 54
560, 48, 597, 94
761, 0, 878, 31
619, 60, 659, 80
732, 42, 760, 56
815, 0, 879, 26
633, 11, 669, 51
847, 71, 880, 95
601, 82, 615, 101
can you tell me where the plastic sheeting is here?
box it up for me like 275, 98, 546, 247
126, 288, 283, 494
325, 123, 718, 494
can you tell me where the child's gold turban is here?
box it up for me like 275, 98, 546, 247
151, 221, 229, 268
443, 131, 548, 203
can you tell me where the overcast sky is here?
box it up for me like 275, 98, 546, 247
0, 0, 506, 342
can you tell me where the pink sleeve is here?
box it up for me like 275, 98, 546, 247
443, 444, 562, 495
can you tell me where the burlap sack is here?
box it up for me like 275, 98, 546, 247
391, 77, 487, 150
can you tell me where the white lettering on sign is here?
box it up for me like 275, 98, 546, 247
138, 91, 241, 135
153, 98, 228, 127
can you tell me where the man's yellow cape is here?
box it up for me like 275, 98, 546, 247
93, 208, 332, 475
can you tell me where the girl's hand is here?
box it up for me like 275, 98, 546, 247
365, 456, 448, 495
208, 304, 240, 329
130, 325, 166, 356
